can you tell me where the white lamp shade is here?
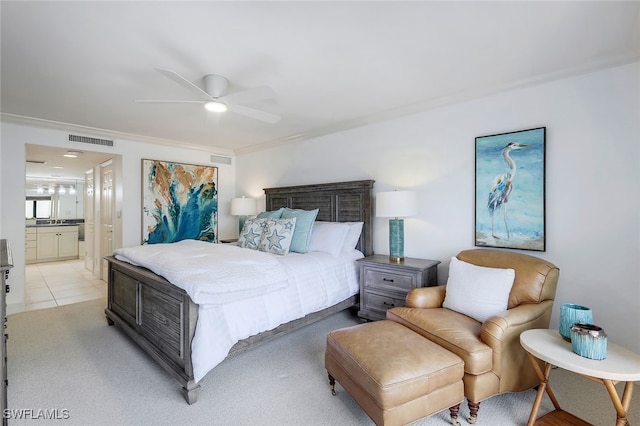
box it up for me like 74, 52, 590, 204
230, 197, 257, 216
376, 191, 418, 218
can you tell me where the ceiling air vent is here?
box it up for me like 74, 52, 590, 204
69, 134, 114, 147
209, 154, 232, 165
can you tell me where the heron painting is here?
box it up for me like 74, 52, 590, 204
475, 127, 545, 251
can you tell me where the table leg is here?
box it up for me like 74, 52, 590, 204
602, 380, 634, 426
526, 353, 561, 426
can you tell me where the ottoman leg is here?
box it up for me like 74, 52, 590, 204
449, 403, 461, 426
468, 400, 480, 424
328, 372, 336, 396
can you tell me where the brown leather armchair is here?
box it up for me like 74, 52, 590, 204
387, 249, 559, 423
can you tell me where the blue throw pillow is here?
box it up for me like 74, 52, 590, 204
256, 208, 285, 219
281, 208, 319, 253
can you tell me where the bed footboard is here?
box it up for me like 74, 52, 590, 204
105, 257, 358, 405
105, 256, 200, 404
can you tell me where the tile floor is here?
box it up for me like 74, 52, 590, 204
25, 259, 107, 311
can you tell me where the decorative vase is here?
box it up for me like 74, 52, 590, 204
559, 303, 592, 342
571, 323, 607, 360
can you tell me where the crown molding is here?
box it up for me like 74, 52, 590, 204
0, 113, 234, 157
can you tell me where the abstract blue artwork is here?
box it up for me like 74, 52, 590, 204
475, 127, 545, 251
142, 159, 218, 244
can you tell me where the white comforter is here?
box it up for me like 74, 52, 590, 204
113, 240, 362, 383
114, 240, 288, 305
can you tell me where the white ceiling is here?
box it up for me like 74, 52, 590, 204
25, 144, 115, 183
2, 1, 640, 161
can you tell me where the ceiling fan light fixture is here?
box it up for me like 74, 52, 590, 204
204, 100, 227, 113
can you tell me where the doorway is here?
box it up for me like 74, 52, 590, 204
25, 144, 121, 311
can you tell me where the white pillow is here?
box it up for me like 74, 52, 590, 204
341, 222, 364, 253
308, 222, 350, 257
258, 217, 297, 256
238, 218, 266, 250
443, 257, 515, 323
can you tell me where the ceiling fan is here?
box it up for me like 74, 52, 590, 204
136, 68, 281, 123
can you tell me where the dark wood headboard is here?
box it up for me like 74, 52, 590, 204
263, 180, 374, 256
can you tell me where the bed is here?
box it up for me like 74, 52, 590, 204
104, 180, 374, 404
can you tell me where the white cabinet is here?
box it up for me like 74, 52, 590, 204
36, 231, 58, 259
25, 227, 37, 263
58, 230, 79, 257
36, 226, 79, 261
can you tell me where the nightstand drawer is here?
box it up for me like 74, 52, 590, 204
364, 268, 414, 291
363, 290, 406, 317
357, 254, 440, 322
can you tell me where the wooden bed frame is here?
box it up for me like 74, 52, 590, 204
105, 179, 374, 404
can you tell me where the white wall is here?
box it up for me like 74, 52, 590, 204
237, 62, 640, 353
0, 122, 238, 313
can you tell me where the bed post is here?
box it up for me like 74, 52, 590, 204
183, 381, 201, 405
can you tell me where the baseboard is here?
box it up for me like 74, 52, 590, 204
7, 302, 26, 316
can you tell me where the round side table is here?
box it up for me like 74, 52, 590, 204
520, 328, 640, 426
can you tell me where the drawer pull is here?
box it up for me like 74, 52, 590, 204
152, 312, 168, 325
382, 278, 395, 283
383, 301, 395, 307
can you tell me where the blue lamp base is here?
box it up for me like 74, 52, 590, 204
388, 218, 404, 263
238, 215, 248, 235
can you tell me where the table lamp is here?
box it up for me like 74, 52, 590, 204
376, 190, 418, 262
230, 196, 257, 234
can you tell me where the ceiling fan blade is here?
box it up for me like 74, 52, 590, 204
221, 86, 277, 105
155, 68, 214, 101
135, 100, 204, 104
227, 104, 281, 123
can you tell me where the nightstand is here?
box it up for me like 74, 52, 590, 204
357, 254, 440, 321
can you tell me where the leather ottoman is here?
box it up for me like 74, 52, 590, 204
325, 320, 464, 426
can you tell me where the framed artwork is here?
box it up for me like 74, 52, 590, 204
142, 159, 218, 244
475, 127, 546, 251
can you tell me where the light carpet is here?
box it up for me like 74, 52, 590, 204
6, 298, 639, 425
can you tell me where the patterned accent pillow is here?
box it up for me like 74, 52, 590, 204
258, 217, 297, 256
238, 218, 267, 250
